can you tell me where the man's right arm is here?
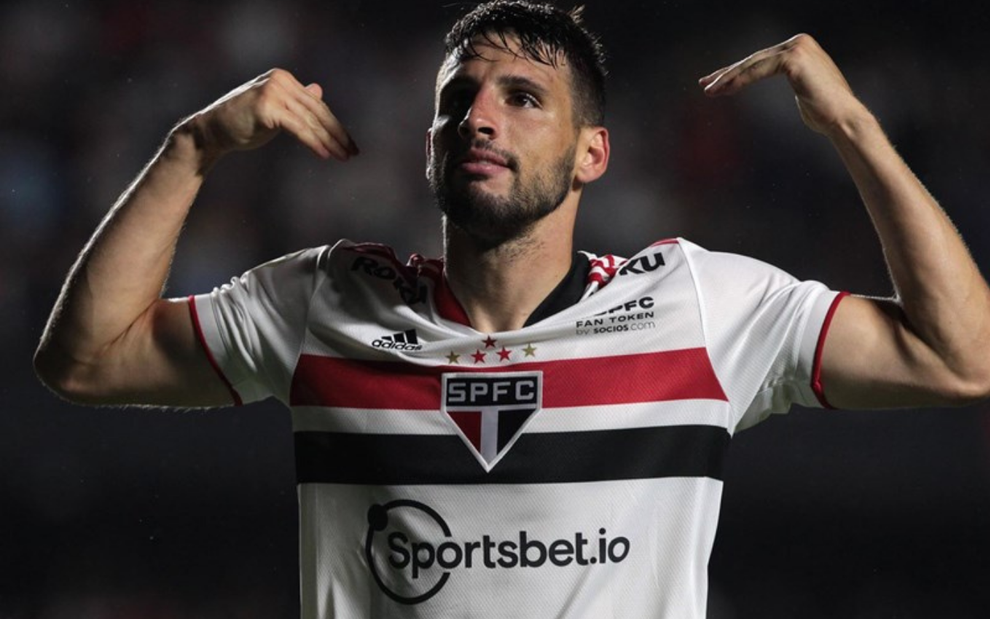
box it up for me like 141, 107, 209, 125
34, 69, 358, 408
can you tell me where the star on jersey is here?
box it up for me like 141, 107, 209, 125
438, 338, 537, 365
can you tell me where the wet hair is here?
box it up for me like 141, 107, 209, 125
443, 1, 607, 127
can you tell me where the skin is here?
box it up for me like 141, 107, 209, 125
428, 39, 609, 332
428, 46, 578, 249
33, 69, 357, 407
33, 34, 990, 410
701, 34, 990, 407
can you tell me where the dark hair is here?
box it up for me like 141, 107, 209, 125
444, 1, 607, 127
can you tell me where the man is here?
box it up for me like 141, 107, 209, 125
34, 1, 990, 617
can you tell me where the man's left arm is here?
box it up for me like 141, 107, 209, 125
701, 34, 990, 409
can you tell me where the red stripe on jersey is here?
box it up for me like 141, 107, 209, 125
434, 272, 472, 326
649, 238, 680, 247
811, 291, 849, 409
588, 254, 623, 286
290, 348, 727, 409
407, 253, 444, 281
187, 296, 243, 406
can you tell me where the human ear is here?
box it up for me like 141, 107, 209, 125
575, 127, 609, 184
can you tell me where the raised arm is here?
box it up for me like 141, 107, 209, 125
700, 34, 990, 409
34, 69, 358, 407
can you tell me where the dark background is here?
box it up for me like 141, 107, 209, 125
3, 0, 990, 617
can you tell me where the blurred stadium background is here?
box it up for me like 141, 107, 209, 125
2, 0, 990, 616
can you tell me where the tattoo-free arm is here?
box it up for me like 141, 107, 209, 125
34, 70, 358, 407
701, 34, 990, 408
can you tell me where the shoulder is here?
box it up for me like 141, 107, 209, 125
332, 241, 440, 280
321, 240, 434, 307
674, 238, 800, 292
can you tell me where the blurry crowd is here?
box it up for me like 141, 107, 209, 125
3, 0, 990, 617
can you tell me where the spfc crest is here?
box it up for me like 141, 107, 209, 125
441, 371, 543, 471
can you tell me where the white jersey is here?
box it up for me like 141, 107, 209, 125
190, 238, 844, 619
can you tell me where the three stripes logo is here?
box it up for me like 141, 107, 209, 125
441, 371, 542, 471
373, 329, 423, 351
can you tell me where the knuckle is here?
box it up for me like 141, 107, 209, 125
789, 33, 817, 52
267, 68, 292, 85
256, 78, 286, 105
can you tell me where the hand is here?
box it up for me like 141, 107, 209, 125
181, 68, 359, 164
699, 34, 869, 136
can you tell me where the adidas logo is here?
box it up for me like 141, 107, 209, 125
372, 329, 423, 351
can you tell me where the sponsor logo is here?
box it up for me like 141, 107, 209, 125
365, 499, 631, 605
617, 252, 665, 276
373, 329, 423, 351
575, 297, 657, 335
596, 296, 655, 316
351, 256, 427, 305
441, 372, 542, 469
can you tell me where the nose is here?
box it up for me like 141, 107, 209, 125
457, 91, 498, 140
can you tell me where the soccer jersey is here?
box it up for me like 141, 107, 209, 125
190, 238, 844, 618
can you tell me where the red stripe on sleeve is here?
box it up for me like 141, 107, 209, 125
290, 348, 727, 409
810, 291, 849, 409
187, 296, 243, 406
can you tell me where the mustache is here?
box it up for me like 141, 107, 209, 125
453, 141, 519, 172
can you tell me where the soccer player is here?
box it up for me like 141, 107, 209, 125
34, 1, 990, 617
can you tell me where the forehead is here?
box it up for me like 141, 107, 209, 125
435, 35, 573, 96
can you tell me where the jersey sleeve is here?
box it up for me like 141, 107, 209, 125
188, 246, 330, 405
679, 240, 845, 432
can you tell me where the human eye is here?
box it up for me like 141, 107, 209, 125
439, 87, 473, 116
508, 91, 540, 108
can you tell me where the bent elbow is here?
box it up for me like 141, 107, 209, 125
940, 367, 990, 406
33, 344, 102, 405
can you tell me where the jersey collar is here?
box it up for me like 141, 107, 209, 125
524, 252, 590, 327
435, 253, 591, 329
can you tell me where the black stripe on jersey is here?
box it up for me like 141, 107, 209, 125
294, 425, 729, 485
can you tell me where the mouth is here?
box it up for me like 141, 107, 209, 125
454, 147, 516, 176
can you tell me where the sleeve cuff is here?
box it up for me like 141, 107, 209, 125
188, 294, 244, 406
804, 291, 849, 409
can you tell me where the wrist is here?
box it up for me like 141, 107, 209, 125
167, 114, 225, 175
823, 103, 880, 144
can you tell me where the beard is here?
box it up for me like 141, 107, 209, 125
430, 141, 575, 248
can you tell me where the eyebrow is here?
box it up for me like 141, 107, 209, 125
498, 74, 551, 99
438, 73, 552, 100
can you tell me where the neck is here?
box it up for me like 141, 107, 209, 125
443, 201, 578, 333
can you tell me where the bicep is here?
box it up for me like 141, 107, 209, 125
68, 298, 235, 408
818, 294, 967, 409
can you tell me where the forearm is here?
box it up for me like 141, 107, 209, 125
827, 109, 990, 380
36, 122, 209, 373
